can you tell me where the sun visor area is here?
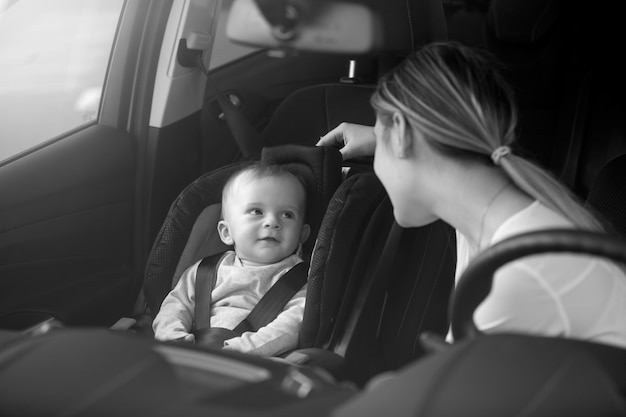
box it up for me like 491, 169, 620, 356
225, 0, 381, 54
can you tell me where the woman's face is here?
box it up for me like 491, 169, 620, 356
373, 115, 438, 228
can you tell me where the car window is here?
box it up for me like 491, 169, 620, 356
0, 0, 125, 163
209, 0, 259, 70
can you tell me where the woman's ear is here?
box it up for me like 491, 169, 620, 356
217, 220, 234, 245
391, 112, 414, 158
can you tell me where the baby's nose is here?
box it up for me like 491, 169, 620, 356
263, 215, 281, 229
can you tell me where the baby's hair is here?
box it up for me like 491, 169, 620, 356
222, 162, 308, 216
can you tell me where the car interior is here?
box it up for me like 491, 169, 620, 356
0, 0, 625, 415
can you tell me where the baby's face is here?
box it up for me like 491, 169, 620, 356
218, 175, 309, 266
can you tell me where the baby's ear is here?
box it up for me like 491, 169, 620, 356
217, 220, 234, 245
299, 224, 311, 244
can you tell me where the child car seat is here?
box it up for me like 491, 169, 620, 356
142, 144, 343, 322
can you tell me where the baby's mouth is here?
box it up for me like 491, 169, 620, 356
259, 237, 279, 242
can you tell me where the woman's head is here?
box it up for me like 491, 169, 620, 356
371, 41, 518, 161
370, 41, 604, 232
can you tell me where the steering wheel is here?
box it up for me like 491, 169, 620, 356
450, 228, 626, 341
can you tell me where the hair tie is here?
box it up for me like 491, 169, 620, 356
491, 146, 511, 166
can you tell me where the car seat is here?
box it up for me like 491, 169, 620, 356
141, 144, 343, 323
290, 172, 456, 385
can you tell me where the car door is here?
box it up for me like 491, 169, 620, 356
0, 0, 174, 328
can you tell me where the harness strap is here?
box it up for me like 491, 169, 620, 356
233, 261, 309, 334
193, 252, 229, 331
194, 251, 308, 336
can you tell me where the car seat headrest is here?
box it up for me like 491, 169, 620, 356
487, 0, 558, 45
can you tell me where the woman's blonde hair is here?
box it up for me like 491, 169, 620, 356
371, 41, 604, 231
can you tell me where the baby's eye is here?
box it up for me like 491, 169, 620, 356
281, 211, 295, 219
248, 208, 263, 215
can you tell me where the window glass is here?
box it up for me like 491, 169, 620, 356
0, 0, 125, 162
209, 0, 260, 70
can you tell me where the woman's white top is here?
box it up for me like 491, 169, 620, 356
455, 201, 626, 348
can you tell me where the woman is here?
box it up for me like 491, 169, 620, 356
317, 42, 626, 348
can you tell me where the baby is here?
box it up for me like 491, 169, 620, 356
153, 163, 310, 356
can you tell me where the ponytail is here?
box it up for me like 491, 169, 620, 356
497, 153, 604, 231
372, 41, 605, 232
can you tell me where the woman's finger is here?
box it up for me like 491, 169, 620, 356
316, 124, 346, 147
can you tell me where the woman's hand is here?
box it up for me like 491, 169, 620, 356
316, 122, 376, 160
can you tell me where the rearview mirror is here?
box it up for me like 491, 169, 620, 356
226, 0, 379, 54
